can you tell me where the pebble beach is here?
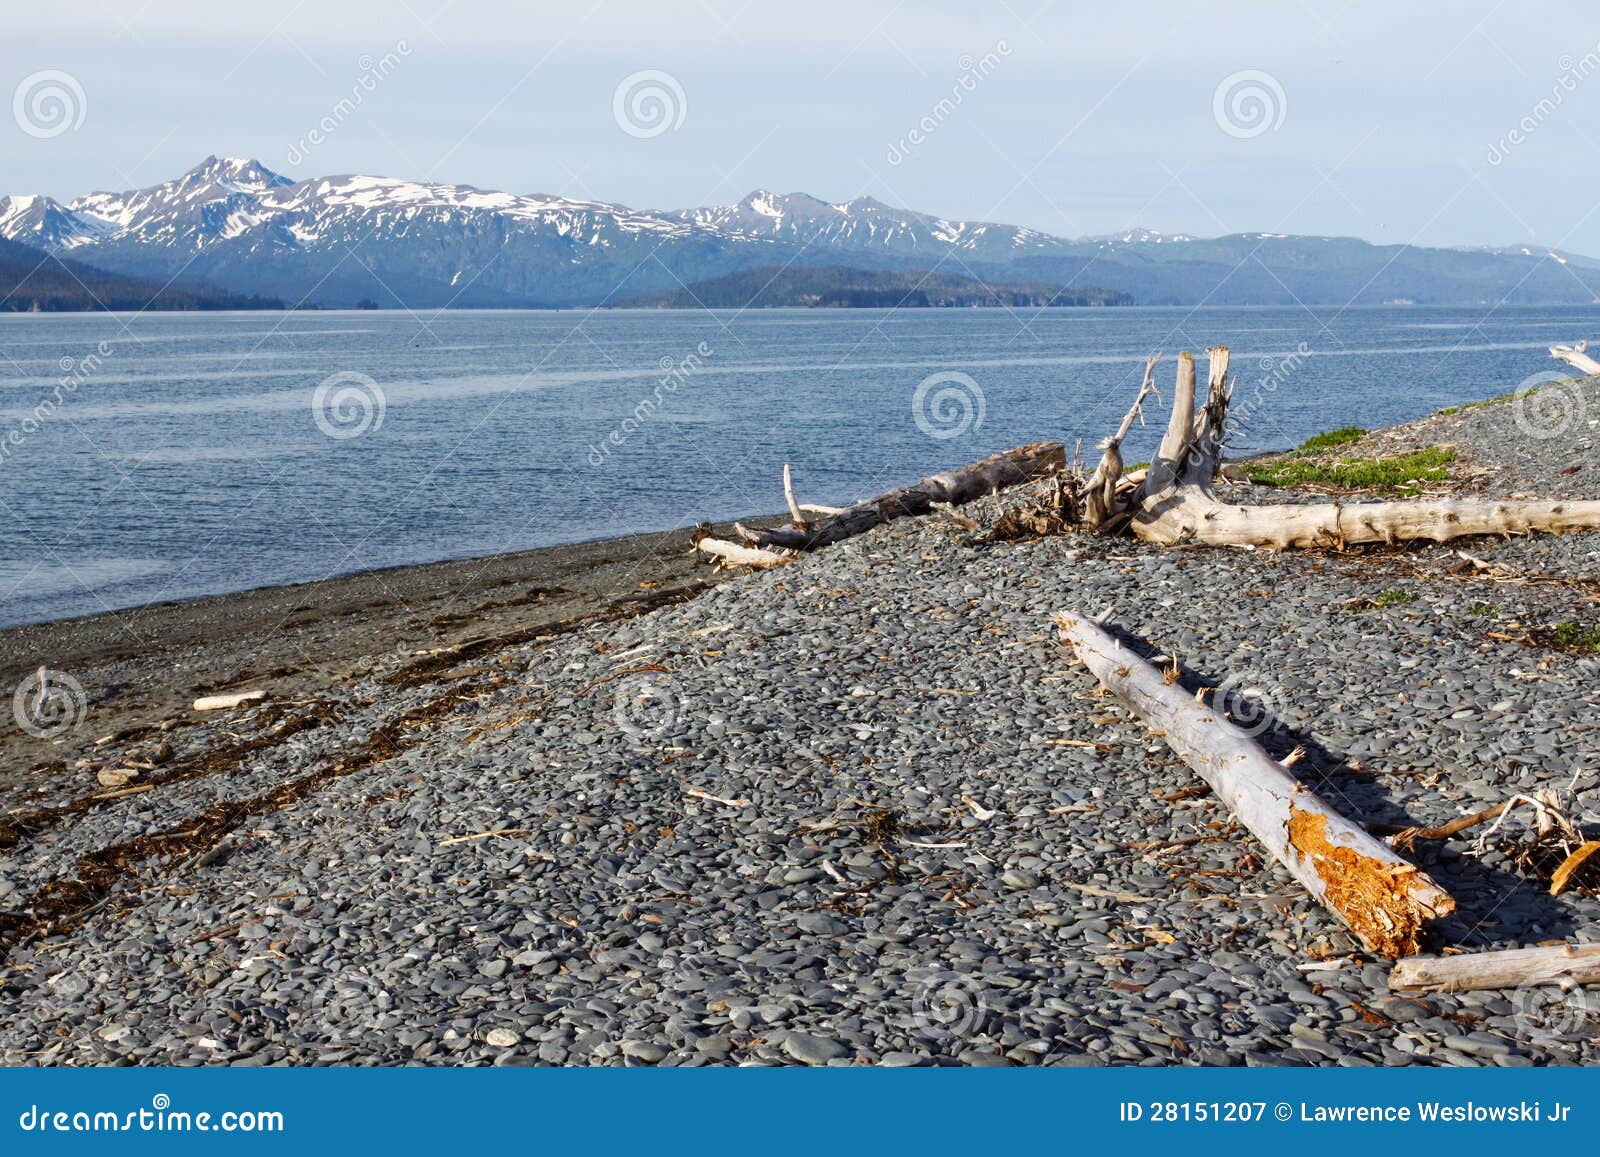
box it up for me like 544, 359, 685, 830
2, 377, 1597, 1068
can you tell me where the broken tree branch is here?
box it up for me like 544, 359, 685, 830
1057, 611, 1455, 958
1390, 942, 1600, 993
782, 462, 807, 528
1082, 353, 1160, 530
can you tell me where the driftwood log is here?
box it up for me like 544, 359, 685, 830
1390, 943, 1600, 993
700, 440, 1064, 562
1550, 341, 1600, 376
1058, 611, 1455, 958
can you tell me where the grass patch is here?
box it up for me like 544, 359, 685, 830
1297, 426, 1365, 452
1246, 447, 1456, 493
1467, 601, 1500, 618
1347, 587, 1418, 612
1541, 622, 1600, 652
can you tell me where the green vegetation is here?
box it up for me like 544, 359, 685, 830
1546, 622, 1600, 652
1346, 587, 1419, 612
1297, 426, 1366, 452
1466, 601, 1501, 618
1246, 447, 1455, 494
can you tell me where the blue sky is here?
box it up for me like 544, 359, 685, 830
6, 1, 1600, 253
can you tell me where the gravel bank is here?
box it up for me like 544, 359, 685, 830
2, 378, 1597, 1067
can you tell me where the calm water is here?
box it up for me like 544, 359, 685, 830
3, 304, 1598, 628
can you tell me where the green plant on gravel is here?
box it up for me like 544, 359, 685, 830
1245, 447, 1456, 493
1344, 588, 1419, 612
1466, 601, 1500, 618
1297, 426, 1366, 452
1547, 622, 1600, 652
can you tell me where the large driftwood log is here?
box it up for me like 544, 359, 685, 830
740, 441, 1065, 551
1550, 341, 1600, 376
1058, 611, 1455, 958
1390, 943, 1600, 993
1121, 347, 1600, 549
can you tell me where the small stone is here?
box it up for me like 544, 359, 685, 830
622, 1040, 668, 1063
783, 1032, 849, 1065
485, 1028, 520, 1048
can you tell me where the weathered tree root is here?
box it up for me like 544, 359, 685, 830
1058, 611, 1455, 958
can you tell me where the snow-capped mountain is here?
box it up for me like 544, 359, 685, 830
672, 189, 1064, 260
5, 156, 1599, 307
0, 194, 115, 250
0, 157, 1071, 307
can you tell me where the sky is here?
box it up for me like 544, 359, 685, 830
5, 0, 1600, 253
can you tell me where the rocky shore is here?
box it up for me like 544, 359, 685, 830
1, 377, 1597, 1067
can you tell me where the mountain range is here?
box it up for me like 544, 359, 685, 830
4, 155, 1598, 310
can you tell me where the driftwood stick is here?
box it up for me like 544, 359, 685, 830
1368, 800, 1511, 850
782, 463, 807, 528
1550, 841, 1600, 897
1057, 611, 1454, 958
1390, 943, 1600, 993
1550, 341, 1600, 376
